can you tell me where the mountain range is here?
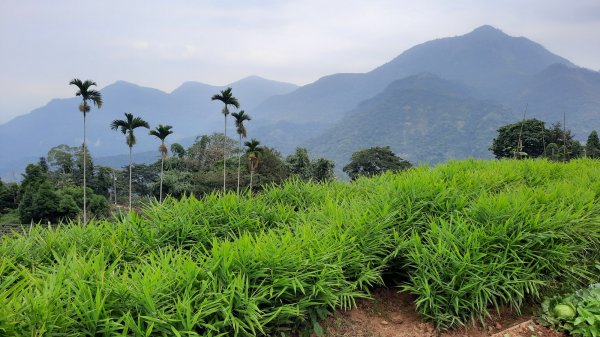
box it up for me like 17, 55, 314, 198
0, 76, 298, 180
2, 25, 600, 180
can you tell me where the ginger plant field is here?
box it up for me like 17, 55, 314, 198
1, 159, 599, 336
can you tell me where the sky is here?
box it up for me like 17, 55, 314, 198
1, 0, 599, 124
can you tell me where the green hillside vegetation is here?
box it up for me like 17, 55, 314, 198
0, 133, 336, 224
306, 74, 512, 170
1, 159, 599, 335
511, 64, 600, 136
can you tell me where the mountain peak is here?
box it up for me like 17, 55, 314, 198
101, 80, 170, 95
227, 75, 299, 88
472, 25, 503, 34
102, 80, 139, 90
466, 25, 510, 39
172, 81, 215, 93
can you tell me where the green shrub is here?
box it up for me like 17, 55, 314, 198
390, 159, 600, 329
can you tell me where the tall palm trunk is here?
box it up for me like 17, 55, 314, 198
223, 116, 227, 194
159, 148, 165, 203
113, 169, 117, 205
237, 135, 242, 195
249, 170, 254, 192
129, 146, 132, 211
83, 113, 87, 224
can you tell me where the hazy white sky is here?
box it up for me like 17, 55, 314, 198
1, 0, 599, 123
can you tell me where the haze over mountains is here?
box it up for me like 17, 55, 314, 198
2, 25, 600, 180
0, 76, 298, 180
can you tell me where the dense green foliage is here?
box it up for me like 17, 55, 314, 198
490, 119, 583, 160
586, 131, 600, 159
285, 147, 335, 182
539, 283, 600, 337
343, 146, 411, 180
0, 179, 18, 214
1, 159, 599, 335
17, 164, 109, 223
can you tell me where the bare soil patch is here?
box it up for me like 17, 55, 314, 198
319, 288, 565, 337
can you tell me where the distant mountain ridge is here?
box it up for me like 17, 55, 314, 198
247, 25, 583, 157
0, 76, 298, 180
305, 74, 512, 174
251, 25, 572, 124
3, 25, 600, 180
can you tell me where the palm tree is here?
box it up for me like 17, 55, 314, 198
110, 113, 150, 211
69, 79, 103, 224
149, 124, 173, 203
211, 87, 240, 193
244, 138, 262, 192
231, 110, 251, 195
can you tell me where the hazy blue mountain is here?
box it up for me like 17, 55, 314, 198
0, 156, 38, 182
510, 64, 600, 139
250, 25, 574, 148
0, 76, 298, 181
304, 74, 513, 175
227, 76, 299, 109
95, 150, 159, 168
368, 25, 573, 100
4, 25, 600, 181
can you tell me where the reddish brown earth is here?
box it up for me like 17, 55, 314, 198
318, 288, 565, 337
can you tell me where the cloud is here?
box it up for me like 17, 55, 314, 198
131, 41, 150, 50
1, 0, 600, 123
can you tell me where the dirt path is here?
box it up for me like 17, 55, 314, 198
319, 288, 565, 337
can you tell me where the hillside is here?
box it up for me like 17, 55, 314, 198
510, 64, 600, 138
249, 25, 575, 150
305, 74, 512, 171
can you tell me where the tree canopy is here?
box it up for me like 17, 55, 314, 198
343, 146, 412, 180
285, 147, 335, 183
17, 164, 108, 223
490, 119, 583, 160
586, 130, 600, 159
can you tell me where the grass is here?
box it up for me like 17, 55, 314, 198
1, 158, 599, 335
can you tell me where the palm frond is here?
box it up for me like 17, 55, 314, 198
244, 139, 262, 154
86, 90, 103, 108
110, 119, 128, 134
70, 78, 102, 109
211, 87, 240, 110
240, 126, 247, 138
111, 113, 150, 144
149, 125, 173, 141
232, 110, 252, 126
69, 78, 83, 88
131, 116, 150, 129
232, 110, 251, 137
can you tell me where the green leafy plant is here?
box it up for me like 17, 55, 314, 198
539, 283, 600, 337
